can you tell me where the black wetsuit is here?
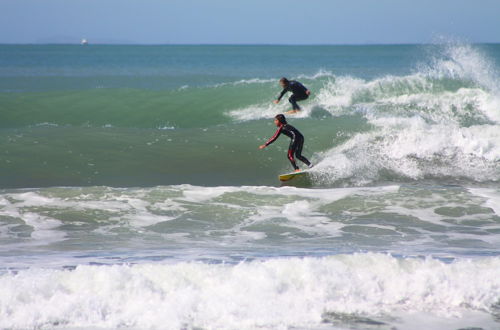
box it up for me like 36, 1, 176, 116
265, 124, 311, 170
277, 80, 309, 110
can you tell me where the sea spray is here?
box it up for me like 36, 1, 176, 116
303, 43, 500, 186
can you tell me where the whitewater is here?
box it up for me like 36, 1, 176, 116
0, 43, 499, 329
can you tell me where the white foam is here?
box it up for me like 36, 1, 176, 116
313, 70, 499, 126
216, 70, 334, 90
314, 116, 500, 184
213, 78, 275, 88
178, 185, 400, 239
0, 254, 499, 329
469, 188, 500, 216
228, 101, 314, 122
0, 189, 187, 246
1, 184, 498, 258
1, 185, 393, 243
181, 185, 241, 202
0, 192, 67, 243
296, 69, 336, 80
33, 122, 60, 127
21, 212, 66, 241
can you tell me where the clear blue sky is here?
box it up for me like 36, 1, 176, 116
1, 0, 499, 44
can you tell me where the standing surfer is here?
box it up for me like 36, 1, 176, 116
259, 114, 312, 172
273, 77, 311, 114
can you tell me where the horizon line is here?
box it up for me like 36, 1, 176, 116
1, 41, 500, 47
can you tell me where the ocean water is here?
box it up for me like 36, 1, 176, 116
0, 43, 499, 329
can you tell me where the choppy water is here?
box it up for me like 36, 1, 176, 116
0, 43, 499, 329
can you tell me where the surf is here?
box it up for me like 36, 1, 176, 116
1, 254, 499, 329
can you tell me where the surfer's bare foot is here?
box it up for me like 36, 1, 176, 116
294, 169, 301, 172
285, 109, 300, 114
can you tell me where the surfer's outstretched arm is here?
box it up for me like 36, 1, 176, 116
274, 89, 287, 103
259, 126, 283, 149
264, 126, 283, 146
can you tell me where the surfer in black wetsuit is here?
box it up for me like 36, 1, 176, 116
259, 114, 312, 171
273, 77, 311, 114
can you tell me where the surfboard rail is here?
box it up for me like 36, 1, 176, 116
279, 170, 307, 182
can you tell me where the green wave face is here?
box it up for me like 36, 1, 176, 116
1, 44, 499, 188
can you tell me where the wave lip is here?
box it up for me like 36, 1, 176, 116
0, 254, 499, 329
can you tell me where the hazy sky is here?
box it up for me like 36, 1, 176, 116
1, 0, 499, 44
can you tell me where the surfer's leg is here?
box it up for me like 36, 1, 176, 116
288, 95, 301, 111
287, 94, 308, 114
287, 144, 299, 170
294, 139, 311, 167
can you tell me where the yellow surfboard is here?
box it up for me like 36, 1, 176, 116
279, 170, 308, 182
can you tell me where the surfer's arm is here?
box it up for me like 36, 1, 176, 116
263, 126, 283, 147
276, 89, 287, 102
